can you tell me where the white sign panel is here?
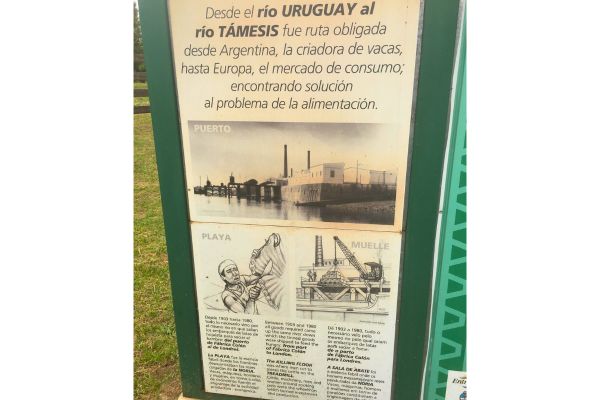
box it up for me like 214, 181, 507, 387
192, 223, 401, 399
445, 371, 467, 400
167, 0, 421, 398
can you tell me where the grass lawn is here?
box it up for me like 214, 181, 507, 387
135, 97, 150, 107
134, 82, 150, 106
134, 113, 181, 400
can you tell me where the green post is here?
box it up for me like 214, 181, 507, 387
138, 0, 204, 397
423, 7, 467, 400
393, 1, 461, 399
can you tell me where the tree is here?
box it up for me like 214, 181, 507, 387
134, 2, 145, 72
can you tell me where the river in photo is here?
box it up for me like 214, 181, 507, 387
191, 195, 394, 225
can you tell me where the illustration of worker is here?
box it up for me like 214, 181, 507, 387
247, 233, 287, 311
219, 259, 262, 314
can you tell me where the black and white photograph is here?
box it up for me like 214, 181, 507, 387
186, 121, 409, 231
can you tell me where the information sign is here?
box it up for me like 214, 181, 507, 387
166, 1, 418, 398
169, 0, 420, 232
137, 0, 462, 398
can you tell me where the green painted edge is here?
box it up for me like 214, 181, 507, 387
138, 0, 204, 397
393, 0, 461, 399
423, 9, 467, 399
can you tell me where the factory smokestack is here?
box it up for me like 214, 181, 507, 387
283, 145, 288, 178
307, 150, 311, 170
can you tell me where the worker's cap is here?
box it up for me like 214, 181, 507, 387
218, 259, 238, 276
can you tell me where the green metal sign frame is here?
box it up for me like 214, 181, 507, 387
423, 9, 467, 399
138, 0, 461, 399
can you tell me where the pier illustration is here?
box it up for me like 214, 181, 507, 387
296, 235, 391, 322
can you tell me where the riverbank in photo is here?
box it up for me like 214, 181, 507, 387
323, 200, 395, 225
190, 196, 396, 226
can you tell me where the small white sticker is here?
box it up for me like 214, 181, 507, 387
445, 370, 467, 400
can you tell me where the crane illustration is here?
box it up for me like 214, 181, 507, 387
298, 235, 390, 313
332, 236, 383, 282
